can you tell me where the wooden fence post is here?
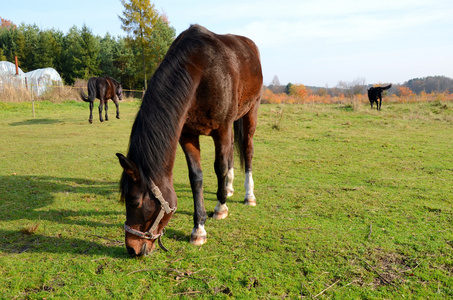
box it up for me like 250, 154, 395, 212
31, 83, 35, 118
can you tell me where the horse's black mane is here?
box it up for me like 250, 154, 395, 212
120, 25, 206, 200
104, 76, 121, 88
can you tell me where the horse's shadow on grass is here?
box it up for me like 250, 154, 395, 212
0, 227, 188, 258
0, 175, 195, 257
0, 175, 119, 221
9, 118, 63, 126
0, 229, 127, 258
0, 175, 127, 257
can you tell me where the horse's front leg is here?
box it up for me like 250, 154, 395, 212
113, 98, 120, 119
212, 129, 233, 220
179, 133, 207, 246
98, 99, 104, 122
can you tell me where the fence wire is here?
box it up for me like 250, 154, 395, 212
0, 75, 145, 101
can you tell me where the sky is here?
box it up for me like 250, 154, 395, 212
3, 0, 453, 87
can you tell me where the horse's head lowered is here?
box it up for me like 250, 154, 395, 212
106, 76, 123, 101
116, 84, 123, 101
116, 153, 177, 256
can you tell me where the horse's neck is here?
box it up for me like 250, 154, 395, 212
132, 97, 190, 182
105, 79, 114, 95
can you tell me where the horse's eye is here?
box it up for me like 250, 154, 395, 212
129, 201, 140, 208
127, 196, 141, 208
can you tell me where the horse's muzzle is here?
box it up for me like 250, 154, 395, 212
126, 241, 153, 257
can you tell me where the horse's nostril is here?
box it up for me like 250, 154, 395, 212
126, 246, 137, 257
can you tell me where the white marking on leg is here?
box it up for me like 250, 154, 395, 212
226, 168, 234, 197
213, 201, 229, 219
190, 224, 207, 245
215, 201, 228, 213
191, 224, 206, 238
244, 171, 256, 205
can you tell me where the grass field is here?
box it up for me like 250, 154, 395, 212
0, 99, 452, 299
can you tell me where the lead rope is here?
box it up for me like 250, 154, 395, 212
158, 235, 169, 252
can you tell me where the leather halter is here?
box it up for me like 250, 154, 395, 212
124, 180, 177, 250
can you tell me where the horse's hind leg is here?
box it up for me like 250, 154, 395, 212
104, 101, 109, 121
89, 102, 94, 124
225, 130, 235, 198
179, 133, 207, 245
373, 100, 378, 110
242, 102, 259, 206
98, 99, 104, 122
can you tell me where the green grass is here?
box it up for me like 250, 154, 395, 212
1, 100, 452, 299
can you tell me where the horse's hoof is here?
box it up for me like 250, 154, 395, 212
89, 119, 93, 124
116, 116, 120, 119
190, 234, 207, 246
244, 198, 257, 206
226, 188, 234, 198
213, 210, 228, 220
190, 226, 206, 245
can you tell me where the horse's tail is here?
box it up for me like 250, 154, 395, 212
79, 78, 97, 102
382, 84, 392, 90
79, 88, 90, 102
233, 118, 245, 170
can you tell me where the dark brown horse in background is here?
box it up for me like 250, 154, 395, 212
367, 84, 391, 111
80, 76, 123, 123
116, 24, 263, 257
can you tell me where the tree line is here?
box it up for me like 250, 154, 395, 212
263, 75, 453, 105
267, 75, 453, 98
0, 12, 175, 91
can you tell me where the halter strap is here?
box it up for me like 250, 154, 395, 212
124, 179, 177, 248
150, 181, 174, 214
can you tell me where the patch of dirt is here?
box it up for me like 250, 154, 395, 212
358, 250, 419, 288
213, 286, 233, 296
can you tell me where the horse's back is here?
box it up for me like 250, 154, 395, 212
183, 25, 263, 135
87, 76, 117, 101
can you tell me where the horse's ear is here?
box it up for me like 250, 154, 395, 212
116, 153, 140, 181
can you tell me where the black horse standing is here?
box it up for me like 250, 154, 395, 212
367, 84, 391, 111
80, 76, 123, 123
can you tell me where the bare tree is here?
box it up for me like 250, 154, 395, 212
271, 75, 281, 86
268, 75, 285, 94
337, 77, 366, 98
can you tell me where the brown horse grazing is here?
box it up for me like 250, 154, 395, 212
367, 84, 391, 111
80, 76, 123, 123
116, 24, 263, 257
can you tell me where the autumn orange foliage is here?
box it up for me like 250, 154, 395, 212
0, 17, 15, 29
397, 86, 413, 97
288, 84, 309, 100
